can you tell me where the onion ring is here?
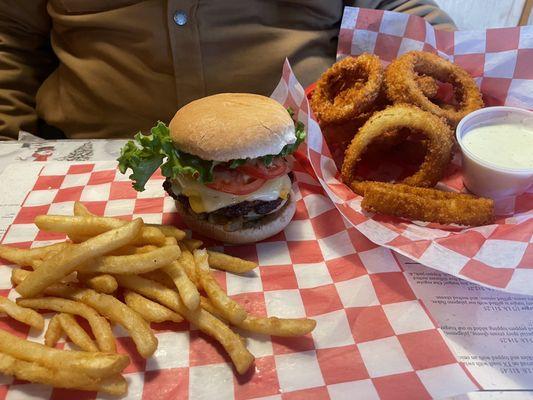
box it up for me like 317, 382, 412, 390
416, 75, 439, 99
385, 51, 483, 127
360, 182, 494, 226
310, 53, 384, 125
341, 104, 453, 192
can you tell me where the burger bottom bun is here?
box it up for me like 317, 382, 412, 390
176, 195, 296, 244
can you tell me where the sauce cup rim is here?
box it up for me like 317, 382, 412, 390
456, 106, 533, 174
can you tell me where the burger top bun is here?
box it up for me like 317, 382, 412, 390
169, 93, 295, 162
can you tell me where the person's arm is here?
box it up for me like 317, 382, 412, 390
354, 0, 456, 30
0, 1, 56, 140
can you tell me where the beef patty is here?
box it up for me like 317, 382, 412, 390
163, 178, 285, 219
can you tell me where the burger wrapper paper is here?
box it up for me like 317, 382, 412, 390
0, 61, 480, 398
306, 7, 533, 295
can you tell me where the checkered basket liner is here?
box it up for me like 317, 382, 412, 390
306, 7, 533, 295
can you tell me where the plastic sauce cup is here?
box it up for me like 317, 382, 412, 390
456, 106, 533, 203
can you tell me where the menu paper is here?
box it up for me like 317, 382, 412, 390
399, 256, 533, 389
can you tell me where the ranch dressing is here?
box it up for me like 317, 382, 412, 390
461, 123, 533, 169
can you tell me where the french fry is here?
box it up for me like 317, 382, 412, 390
199, 294, 316, 336
124, 291, 183, 323
35, 215, 166, 246
142, 270, 175, 288
239, 315, 316, 337
0, 352, 127, 395
14, 275, 158, 358
207, 250, 257, 273
0, 296, 44, 330
57, 313, 99, 352
0, 242, 69, 267
163, 236, 178, 246
17, 296, 116, 353
74, 201, 185, 242
182, 239, 203, 252
110, 244, 158, 256
86, 245, 181, 274
29, 259, 80, 284
144, 269, 313, 336
194, 249, 247, 325
16, 219, 143, 298
146, 224, 186, 241
114, 274, 254, 374
29, 258, 43, 269
134, 245, 159, 254
11, 268, 27, 285
177, 246, 199, 286
108, 245, 137, 256
200, 296, 227, 322
45, 315, 63, 347
0, 328, 128, 378
70, 230, 165, 246
30, 264, 79, 286
14, 274, 156, 358
78, 273, 118, 294
89, 375, 128, 396
132, 226, 167, 246
66, 288, 157, 358
163, 261, 200, 310
34, 215, 128, 237
73, 201, 93, 217
67, 234, 90, 243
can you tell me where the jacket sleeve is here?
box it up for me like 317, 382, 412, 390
0, 1, 56, 140
353, 0, 457, 30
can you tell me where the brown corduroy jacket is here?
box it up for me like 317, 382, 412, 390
0, 0, 455, 139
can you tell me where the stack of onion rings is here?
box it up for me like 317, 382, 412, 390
310, 50, 491, 226
385, 51, 483, 127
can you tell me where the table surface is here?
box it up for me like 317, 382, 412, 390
0, 138, 531, 400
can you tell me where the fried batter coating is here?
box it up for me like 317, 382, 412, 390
311, 53, 384, 125
342, 104, 453, 191
321, 113, 373, 168
385, 51, 483, 127
360, 182, 494, 226
416, 75, 439, 99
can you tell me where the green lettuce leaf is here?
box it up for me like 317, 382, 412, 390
117, 122, 215, 191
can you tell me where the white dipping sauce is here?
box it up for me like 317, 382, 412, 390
461, 123, 533, 169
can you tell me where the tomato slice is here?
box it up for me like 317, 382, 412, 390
237, 158, 288, 180
206, 166, 266, 195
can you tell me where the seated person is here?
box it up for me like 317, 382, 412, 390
0, 0, 454, 140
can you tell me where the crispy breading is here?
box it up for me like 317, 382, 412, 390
384, 51, 483, 127
360, 182, 494, 226
311, 53, 384, 125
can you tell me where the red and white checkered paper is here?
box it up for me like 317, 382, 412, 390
306, 7, 533, 295
0, 61, 478, 399
0, 162, 478, 400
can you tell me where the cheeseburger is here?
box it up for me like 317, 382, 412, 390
118, 93, 306, 243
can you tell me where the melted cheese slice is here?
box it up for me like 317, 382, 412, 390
171, 174, 292, 213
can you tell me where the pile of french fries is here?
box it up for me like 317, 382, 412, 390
0, 202, 316, 396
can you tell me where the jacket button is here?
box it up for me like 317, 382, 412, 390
173, 11, 187, 26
